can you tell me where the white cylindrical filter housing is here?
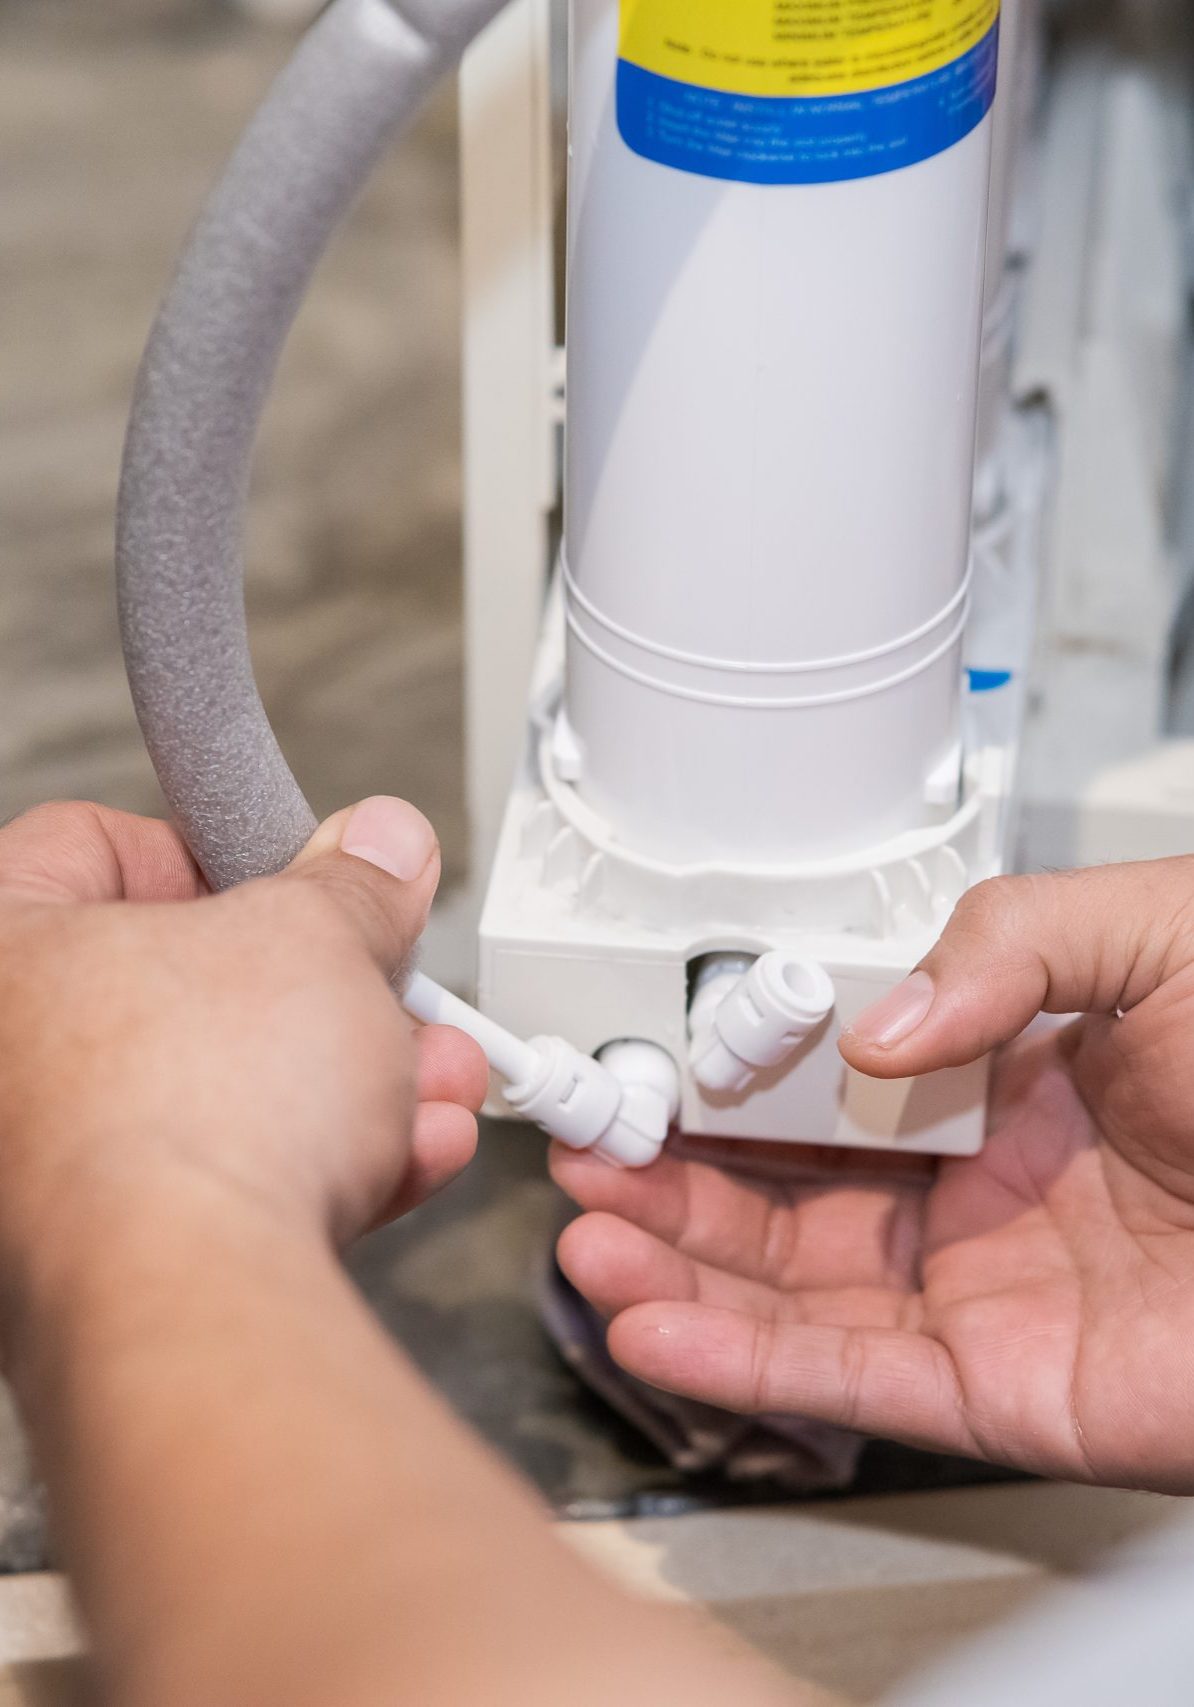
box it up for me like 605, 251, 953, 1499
564, 0, 998, 867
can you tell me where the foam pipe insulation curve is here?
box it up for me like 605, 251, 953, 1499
116, 0, 509, 890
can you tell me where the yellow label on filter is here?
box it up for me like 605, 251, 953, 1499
620, 0, 1001, 101
617, 0, 1002, 186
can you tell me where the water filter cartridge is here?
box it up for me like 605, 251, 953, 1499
564, 0, 998, 866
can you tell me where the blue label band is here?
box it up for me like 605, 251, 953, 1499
968, 668, 1013, 693
617, 23, 1000, 187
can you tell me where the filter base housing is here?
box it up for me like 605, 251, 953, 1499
479, 590, 1019, 1159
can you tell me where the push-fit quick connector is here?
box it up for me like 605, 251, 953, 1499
506, 1037, 678, 1169
402, 972, 678, 1168
690, 952, 836, 1096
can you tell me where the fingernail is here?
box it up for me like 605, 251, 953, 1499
849, 970, 936, 1050
341, 797, 437, 883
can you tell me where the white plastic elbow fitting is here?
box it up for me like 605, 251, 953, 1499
506, 1037, 679, 1169
690, 952, 836, 1096
597, 1039, 682, 1165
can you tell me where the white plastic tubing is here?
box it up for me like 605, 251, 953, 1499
563, 1, 999, 866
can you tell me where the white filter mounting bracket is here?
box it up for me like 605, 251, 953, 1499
478, 587, 1020, 1158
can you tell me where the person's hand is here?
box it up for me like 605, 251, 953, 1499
0, 799, 487, 1323
554, 861, 1194, 1493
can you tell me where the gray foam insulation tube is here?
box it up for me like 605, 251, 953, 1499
117, 0, 507, 890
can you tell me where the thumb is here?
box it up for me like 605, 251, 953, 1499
276, 795, 441, 977
840, 860, 1194, 1079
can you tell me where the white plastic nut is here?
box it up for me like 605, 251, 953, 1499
690, 952, 836, 1096
504, 1036, 678, 1168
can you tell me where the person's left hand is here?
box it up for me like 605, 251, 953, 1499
0, 799, 487, 1332
553, 861, 1194, 1493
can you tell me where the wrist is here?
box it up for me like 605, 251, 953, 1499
0, 1157, 321, 1396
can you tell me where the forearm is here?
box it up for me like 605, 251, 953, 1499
2, 1182, 799, 1707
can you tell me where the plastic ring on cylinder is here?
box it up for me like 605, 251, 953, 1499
562, 551, 974, 677
565, 604, 971, 712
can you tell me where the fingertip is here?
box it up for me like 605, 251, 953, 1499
280, 798, 444, 976
293, 798, 439, 884
548, 1141, 615, 1199
841, 967, 1004, 1079
339, 797, 439, 886
413, 1098, 479, 1175
842, 971, 936, 1060
386, 1102, 479, 1219
560, 1214, 701, 1321
555, 1213, 601, 1301
838, 1029, 924, 1081
415, 1024, 490, 1113
556, 1211, 630, 1301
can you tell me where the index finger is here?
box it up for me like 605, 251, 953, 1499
841, 861, 1194, 1081
549, 1142, 927, 1294
0, 803, 207, 904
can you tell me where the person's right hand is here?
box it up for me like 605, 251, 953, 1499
0, 810, 801, 1707
554, 860, 1194, 1493
0, 797, 488, 1339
